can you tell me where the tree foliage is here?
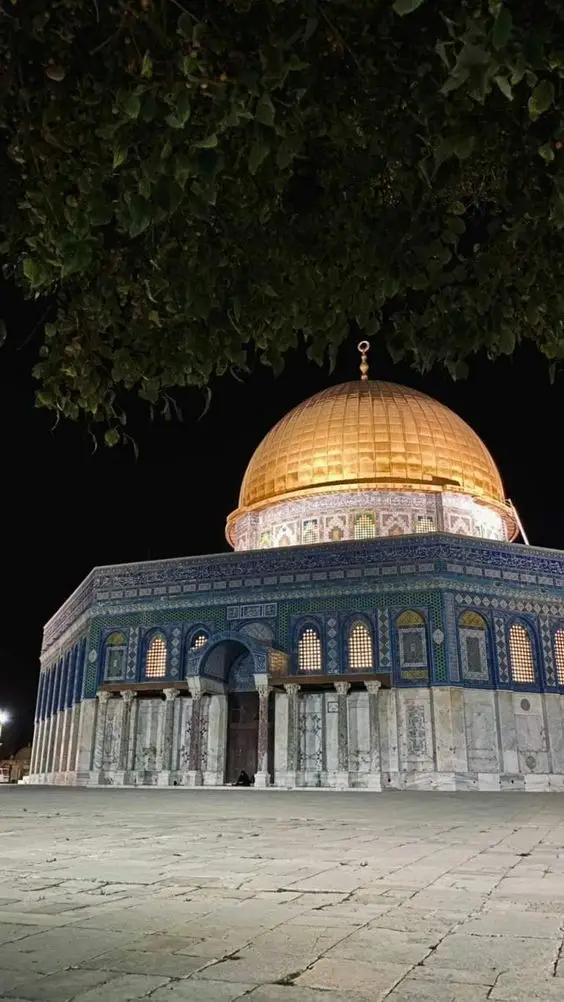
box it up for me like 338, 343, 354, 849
1, 0, 564, 435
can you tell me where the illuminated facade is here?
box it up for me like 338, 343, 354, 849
28, 368, 564, 792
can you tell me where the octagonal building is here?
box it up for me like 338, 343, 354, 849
28, 369, 564, 791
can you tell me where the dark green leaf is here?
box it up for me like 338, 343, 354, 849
539, 142, 555, 162
453, 136, 476, 160
255, 94, 276, 128
528, 80, 555, 118
193, 134, 218, 149
248, 139, 270, 174
303, 17, 318, 42
393, 0, 426, 14
122, 92, 141, 119
104, 427, 120, 447
494, 75, 513, 100
492, 8, 512, 50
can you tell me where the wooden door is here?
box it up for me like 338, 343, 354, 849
226, 693, 259, 784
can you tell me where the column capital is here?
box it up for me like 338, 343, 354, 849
120, 689, 137, 703
334, 681, 351, 696
164, 687, 180, 701
97, 690, 111, 704
254, 674, 270, 696
364, 680, 382, 695
284, 682, 301, 696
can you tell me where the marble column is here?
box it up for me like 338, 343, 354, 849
57, 653, 76, 778
64, 704, 80, 778
187, 682, 203, 786
90, 690, 111, 785
254, 676, 270, 788
157, 688, 180, 786
203, 692, 228, 786
45, 663, 62, 778
334, 681, 351, 789
74, 699, 98, 784
112, 690, 136, 785
365, 680, 382, 791
30, 675, 45, 777
284, 683, 300, 788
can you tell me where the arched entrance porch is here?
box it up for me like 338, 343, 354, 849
185, 631, 273, 787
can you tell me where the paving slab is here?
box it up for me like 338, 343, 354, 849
1, 788, 564, 1000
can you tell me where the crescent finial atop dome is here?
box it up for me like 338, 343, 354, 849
358, 340, 370, 382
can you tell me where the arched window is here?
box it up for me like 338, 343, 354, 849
459, 611, 489, 681
298, 626, 322, 673
348, 621, 374, 671
190, 631, 208, 651
145, 633, 167, 679
554, 629, 564, 685
508, 623, 535, 684
397, 611, 427, 668
302, 519, 319, 544
103, 631, 128, 681
353, 513, 376, 540
416, 515, 435, 533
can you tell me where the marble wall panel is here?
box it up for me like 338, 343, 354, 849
463, 691, 500, 774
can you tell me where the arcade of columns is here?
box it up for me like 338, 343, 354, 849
29, 678, 383, 788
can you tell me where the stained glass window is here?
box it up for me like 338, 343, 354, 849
555, 629, 564, 685
508, 624, 535, 684
298, 627, 322, 672
397, 610, 425, 628
348, 621, 373, 671
353, 513, 376, 540
460, 611, 487, 629
190, 631, 208, 651
145, 634, 167, 678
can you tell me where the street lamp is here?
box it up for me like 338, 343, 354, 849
0, 710, 8, 747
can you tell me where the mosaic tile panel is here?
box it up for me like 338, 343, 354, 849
538, 614, 556, 687
170, 625, 182, 679
326, 617, 339, 673
442, 592, 460, 682
494, 615, 510, 684
376, 609, 391, 668
42, 533, 564, 654
126, 627, 139, 681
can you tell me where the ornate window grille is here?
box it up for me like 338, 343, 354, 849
298, 627, 322, 673
353, 513, 376, 540
554, 628, 564, 685
145, 634, 167, 679
190, 631, 208, 651
416, 515, 435, 533
508, 624, 535, 684
348, 621, 374, 671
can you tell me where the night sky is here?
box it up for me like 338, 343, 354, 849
1, 280, 562, 756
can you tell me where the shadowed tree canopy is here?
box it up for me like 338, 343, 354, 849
1, 0, 564, 439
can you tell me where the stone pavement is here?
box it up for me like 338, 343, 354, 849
1, 789, 564, 1002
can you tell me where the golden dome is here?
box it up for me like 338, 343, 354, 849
227, 381, 510, 541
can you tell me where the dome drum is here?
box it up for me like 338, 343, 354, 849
227, 381, 516, 550
227, 489, 513, 551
